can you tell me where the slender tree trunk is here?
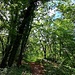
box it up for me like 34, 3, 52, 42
17, 27, 32, 67
60, 39, 62, 56
44, 45, 46, 59
8, 0, 37, 67
0, 43, 12, 68
0, 37, 4, 56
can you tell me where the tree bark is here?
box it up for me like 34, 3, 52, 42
44, 45, 46, 59
17, 26, 32, 67
0, 43, 12, 68
0, 37, 4, 56
8, 0, 37, 67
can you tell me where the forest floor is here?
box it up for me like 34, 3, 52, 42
0, 59, 74, 75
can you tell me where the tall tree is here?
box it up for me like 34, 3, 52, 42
0, 0, 38, 68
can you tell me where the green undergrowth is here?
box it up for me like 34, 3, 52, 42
43, 60, 75, 75
1, 58, 75, 75
6, 64, 31, 75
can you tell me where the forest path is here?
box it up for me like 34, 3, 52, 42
30, 62, 46, 75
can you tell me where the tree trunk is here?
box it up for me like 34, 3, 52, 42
44, 45, 46, 59
8, 0, 37, 67
0, 37, 4, 57
17, 27, 32, 67
0, 43, 12, 68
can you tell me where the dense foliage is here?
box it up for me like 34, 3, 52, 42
0, 0, 75, 75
